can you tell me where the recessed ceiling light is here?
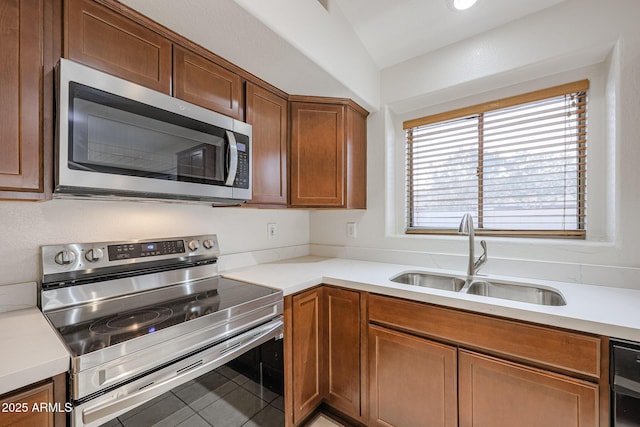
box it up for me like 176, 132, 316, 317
447, 0, 478, 11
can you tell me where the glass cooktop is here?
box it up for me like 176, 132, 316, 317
44, 277, 277, 357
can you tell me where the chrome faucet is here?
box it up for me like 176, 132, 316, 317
458, 213, 487, 278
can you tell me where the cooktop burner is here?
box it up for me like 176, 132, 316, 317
89, 307, 174, 334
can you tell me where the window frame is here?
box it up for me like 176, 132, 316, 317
403, 80, 589, 239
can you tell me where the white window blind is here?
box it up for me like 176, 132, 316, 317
404, 80, 588, 238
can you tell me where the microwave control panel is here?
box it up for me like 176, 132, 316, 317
235, 135, 250, 189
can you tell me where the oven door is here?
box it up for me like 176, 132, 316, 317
56, 59, 251, 202
73, 317, 283, 427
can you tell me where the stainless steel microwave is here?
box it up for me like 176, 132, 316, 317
55, 59, 252, 204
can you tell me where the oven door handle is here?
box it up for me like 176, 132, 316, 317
80, 317, 283, 426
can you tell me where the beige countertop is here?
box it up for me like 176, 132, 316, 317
222, 256, 640, 342
0, 307, 69, 396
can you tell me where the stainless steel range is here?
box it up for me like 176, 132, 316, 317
40, 234, 283, 427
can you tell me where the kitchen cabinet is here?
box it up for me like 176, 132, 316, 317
324, 286, 362, 420
458, 349, 598, 427
0, 0, 57, 200
173, 46, 243, 120
245, 82, 288, 205
65, 0, 172, 93
0, 374, 66, 427
286, 287, 325, 426
368, 293, 607, 427
289, 97, 367, 208
285, 286, 363, 426
368, 324, 457, 427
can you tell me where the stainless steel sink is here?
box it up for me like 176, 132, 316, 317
390, 272, 466, 292
465, 280, 566, 306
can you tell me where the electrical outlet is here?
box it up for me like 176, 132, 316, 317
347, 222, 357, 238
267, 223, 277, 240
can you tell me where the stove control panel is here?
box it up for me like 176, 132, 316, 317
41, 234, 220, 283
108, 239, 186, 261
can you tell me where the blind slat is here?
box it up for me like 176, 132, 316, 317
405, 81, 587, 236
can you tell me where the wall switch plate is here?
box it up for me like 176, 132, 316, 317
347, 222, 357, 238
267, 223, 277, 240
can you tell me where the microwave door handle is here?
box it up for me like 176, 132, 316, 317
225, 130, 238, 186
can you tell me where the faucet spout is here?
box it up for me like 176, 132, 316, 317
458, 213, 487, 278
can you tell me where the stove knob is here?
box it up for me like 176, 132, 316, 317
203, 239, 215, 250
54, 249, 77, 265
85, 248, 104, 263
188, 240, 200, 251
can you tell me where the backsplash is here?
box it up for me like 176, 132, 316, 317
0, 199, 310, 287
309, 244, 640, 290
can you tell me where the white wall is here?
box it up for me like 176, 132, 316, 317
310, 0, 640, 288
0, 200, 309, 287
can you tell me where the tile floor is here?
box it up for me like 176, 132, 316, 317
99, 365, 285, 427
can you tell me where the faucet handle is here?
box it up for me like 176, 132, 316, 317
474, 240, 488, 273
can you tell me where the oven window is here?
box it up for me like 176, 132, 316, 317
69, 82, 227, 184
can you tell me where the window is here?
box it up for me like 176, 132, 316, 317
404, 80, 588, 238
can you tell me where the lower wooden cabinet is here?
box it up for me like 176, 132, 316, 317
368, 324, 457, 427
458, 350, 599, 427
325, 287, 361, 419
286, 288, 607, 427
287, 287, 325, 426
0, 374, 66, 427
285, 286, 362, 426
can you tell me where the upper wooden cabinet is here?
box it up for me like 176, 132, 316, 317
65, 0, 172, 93
173, 46, 243, 120
245, 83, 288, 205
289, 97, 367, 208
0, 0, 57, 200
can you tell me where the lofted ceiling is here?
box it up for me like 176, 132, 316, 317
119, 0, 572, 110
332, 0, 568, 69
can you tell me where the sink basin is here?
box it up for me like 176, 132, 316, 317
465, 280, 566, 306
390, 272, 466, 292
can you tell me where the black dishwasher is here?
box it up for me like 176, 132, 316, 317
611, 339, 640, 426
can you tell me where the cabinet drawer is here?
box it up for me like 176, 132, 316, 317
368, 294, 601, 379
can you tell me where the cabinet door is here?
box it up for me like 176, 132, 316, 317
368, 324, 457, 427
0, 0, 45, 197
325, 287, 361, 419
290, 102, 345, 207
173, 46, 243, 120
459, 350, 598, 427
0, 380, 54, 427
289, 287, 325, 425
65, 0, 172, 93
245, 83, 287, 205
